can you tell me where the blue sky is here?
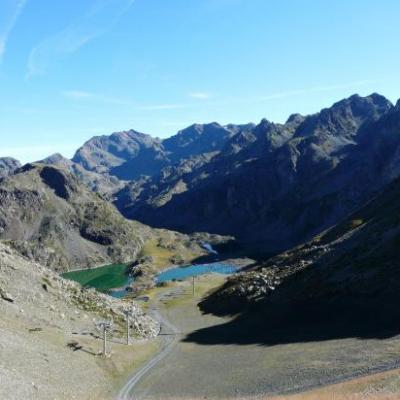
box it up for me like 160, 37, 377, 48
1, 0, 400, 162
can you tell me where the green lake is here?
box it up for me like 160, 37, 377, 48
62, 263, 131, 293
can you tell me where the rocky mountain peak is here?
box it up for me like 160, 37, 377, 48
286, 113, 305, 125
38, 153, 72, 168
257, 118, 273, 128
110, 129, 161, 147
294, 93, 392, 139
165, 122, 227, 144
337, 93, 392, 115
72, 129, 165, 178
163, 122, 236, 162
249, 118, 295, 153
0, 157, 21, 179
224, 123, 256, 134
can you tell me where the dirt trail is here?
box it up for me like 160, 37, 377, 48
118, 287, 184, 400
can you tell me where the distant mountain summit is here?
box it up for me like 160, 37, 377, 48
72, 123, 246, 181
72, 129, 167, 180
162, 122, 236, 162
294, 93, 392, 138
0, 157, 21, 179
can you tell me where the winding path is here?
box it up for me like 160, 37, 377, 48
117, 296, 181, 400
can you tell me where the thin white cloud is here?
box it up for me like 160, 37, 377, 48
203, 80, 379, 108
138, 104, 188, 111
0, 0, 27, 62
189, 92, 211, 100
1, 143, 80, 164
60, 80, 376, 115
27, 0, 134, 77
3, 105, 43, 114
61, 89, 187, 111
62, 90, 94, 99
252, 80, 378, 103
61, 90, 191, 111
61, 89, 139, 107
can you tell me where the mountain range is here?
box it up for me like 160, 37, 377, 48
3, 92, 400, 268
64, 93, 400, 257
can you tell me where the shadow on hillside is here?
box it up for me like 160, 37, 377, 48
190, 252, 258, 272
190, 239, 272, 266
183, 296, 400, 346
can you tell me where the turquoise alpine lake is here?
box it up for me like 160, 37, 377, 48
156, 263, 237, 284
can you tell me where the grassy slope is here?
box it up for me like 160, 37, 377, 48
139, 237, 203, 270
140, 239, 177, 270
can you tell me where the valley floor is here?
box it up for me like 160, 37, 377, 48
120, 275, 400, 400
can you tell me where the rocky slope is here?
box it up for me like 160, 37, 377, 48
0, 242, 158, 400
0, 162, 151, 271
115, 94, 400, 256
0, 157, 21, 179
200, 173, 400, 328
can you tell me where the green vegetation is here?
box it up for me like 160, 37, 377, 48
139, 238, 200, 270
350, 218, 364, 228
62, 263, 130, 292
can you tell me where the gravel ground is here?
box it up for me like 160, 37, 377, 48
0, 242, 159, 400
128, 275, 400, 400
